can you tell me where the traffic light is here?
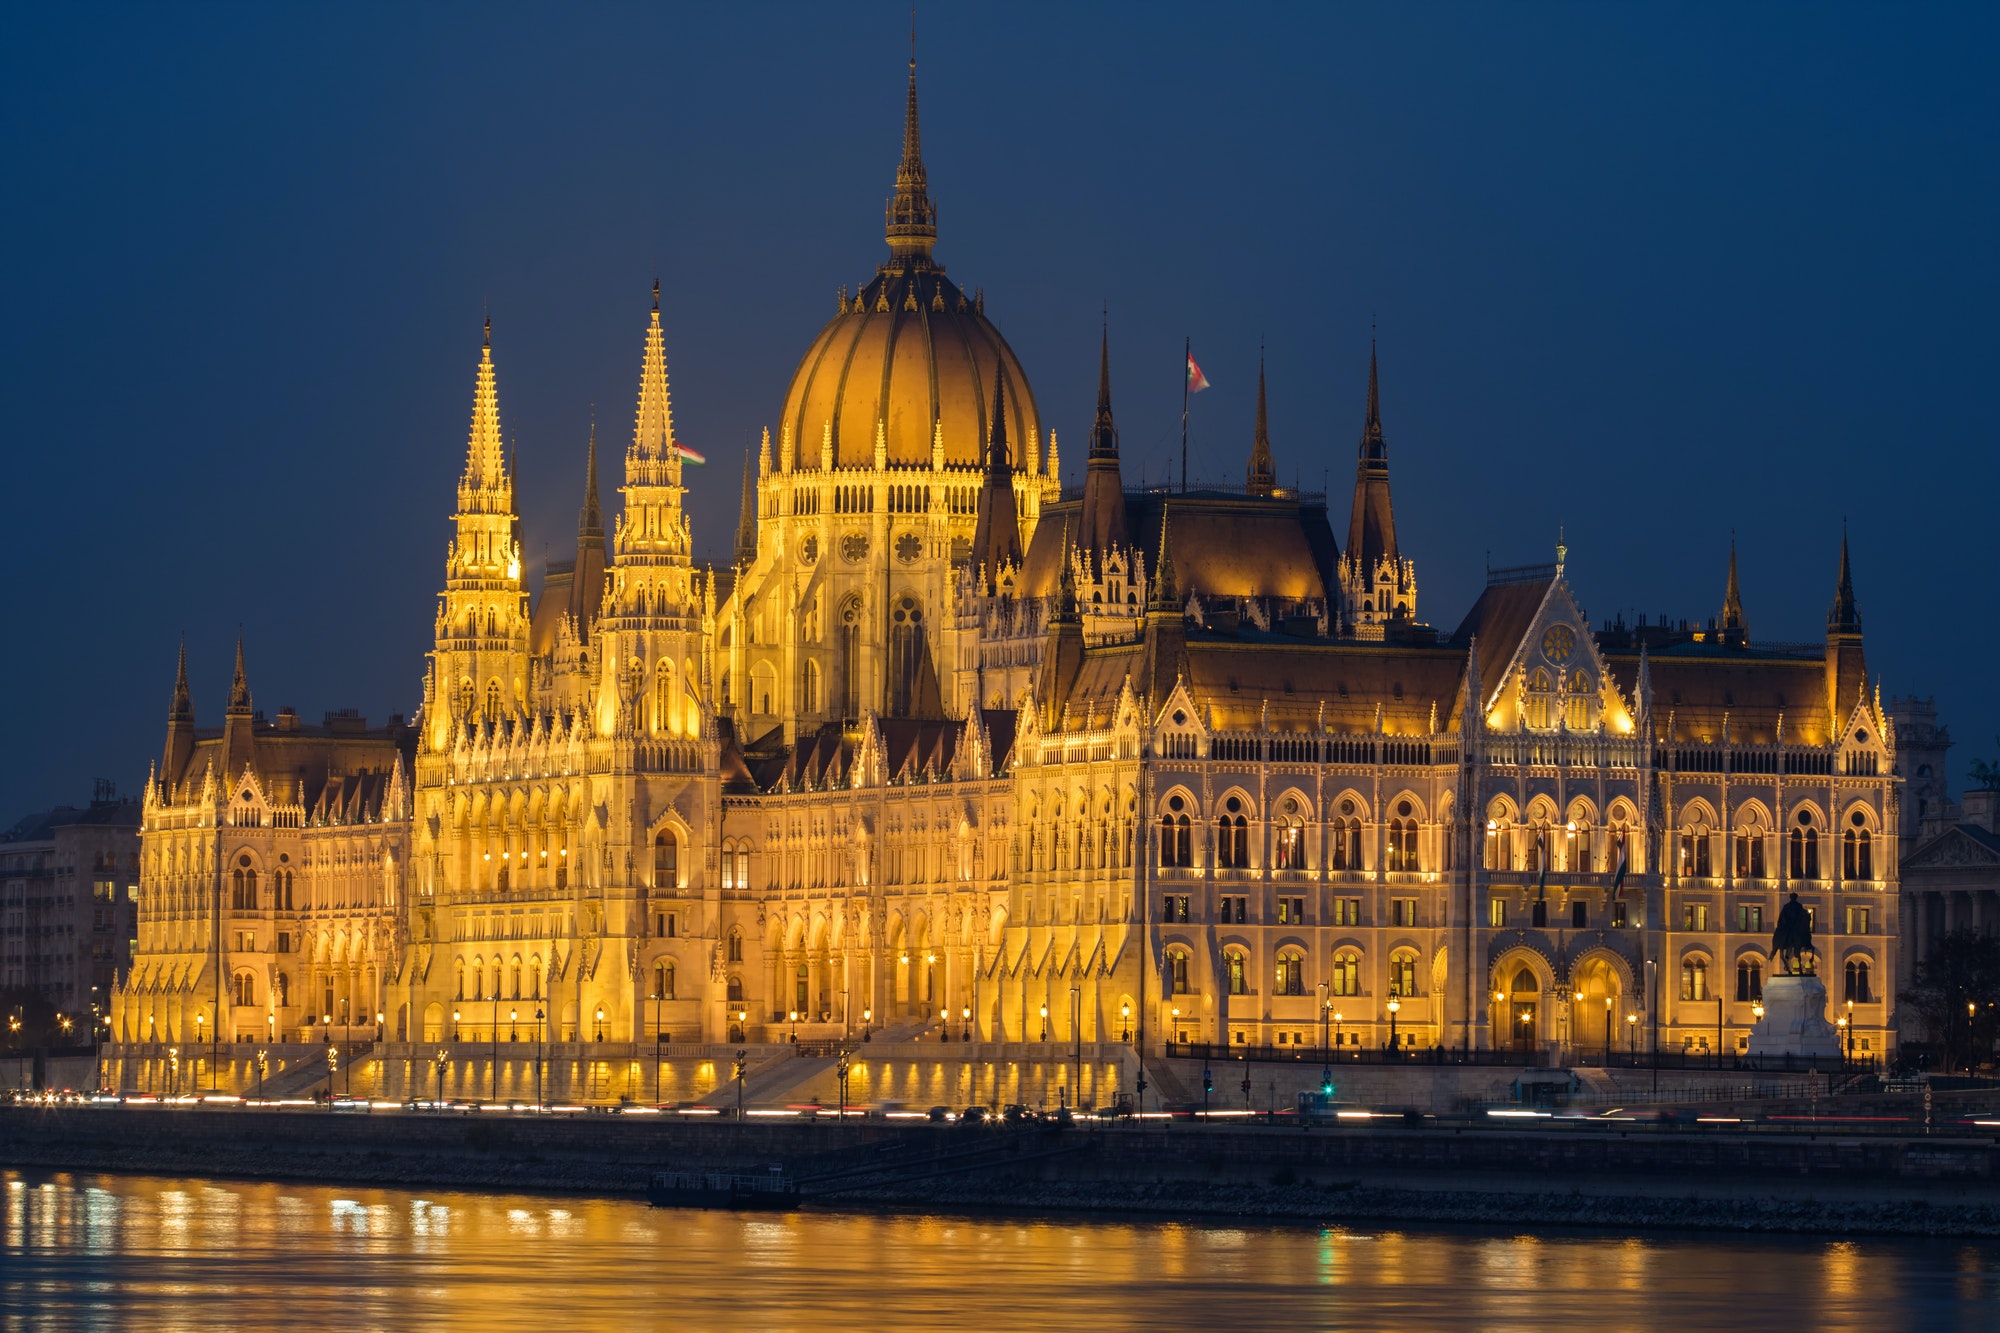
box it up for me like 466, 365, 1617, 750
1202, 1068, 1213, 1094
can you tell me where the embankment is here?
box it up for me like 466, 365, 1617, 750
6, 1106, 2000, 1237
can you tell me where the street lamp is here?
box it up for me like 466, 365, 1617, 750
788, 1010, 799, 1044
595, 1005, 604, 1043
836, 1051, 851, 1119
653, 985, 665, 1106
1120, 1002, 1132, 1044
433, 1047, 448, 1106
535, 1008, 545, 1107
733, 1050, 747, 1118
1317, 983, 1331, 1094
1837, 1015, 1849, 1071
961, 1005, 972, 1043
1039, 1002, 1049, 1043
1626, 1012, 1638, 1059
1604, 995, 1613, 1064
1386, 997, 1401, 1055
452, 1009, 461, 1042
194, 1013, 205, 1091
1573, 990, 1584, 1063
1335, 1011, 1344, 1056
1069, 984, 1081, 1111
255, 1048, 268, 1100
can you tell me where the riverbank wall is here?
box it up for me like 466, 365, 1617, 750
8, 1105, 2000, 1237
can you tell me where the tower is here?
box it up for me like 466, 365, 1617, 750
426, 319, 531, 752
1825, 526, 1867, 733
1246, 351, 1276, 496
1076, 320, 1130, 558
1339, 338, 1416, 634
1719, 536, 1748, 647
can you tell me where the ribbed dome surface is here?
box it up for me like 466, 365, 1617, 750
780, 262, 1040, 471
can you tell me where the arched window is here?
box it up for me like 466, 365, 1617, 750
1736, 958, 1764, 1002
1329, 952, 1360, 997
654, 830, 679, 889
1274, 798, 1305, 869
1217, 798, 1249, 868
1275, 951, 1304, 996
1387, 802, 1419, 872
1528, 823, 1552, 873
232, 972, 255, 1007
802, 659, 822, 714
495, 862, 509, 893
1225, 951, 1248, 996
727, 928, 743, 963
1332, 800, 1364, 870
1388, 952, 1417, 998
1525, 668, 1553, 730
1680, 824, 1712, 879
1167, 948, 1190, 995
485, 680, 502, 719
1844, 958, 1873, 1004
1160, 798, 1193, 868
1565, 671, 1591, 730
1485, 817, 1511, 871
1843, 814, 1873, 880
655, 960, 676, 1001
1789, 811, 1820, 879
455, 960, 466, 1001
275, 973, 289, 1007
1735, 825, 1766, 879
528, 960, 543, 1000
509, 958, 523, 1000
1680, 957, 1709, 1002
751, 662, 777, 716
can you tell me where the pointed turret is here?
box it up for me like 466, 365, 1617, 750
464, 317, 505, 493
632, 281, 676, 465
566, 419, 610, 640
1137, 505, 1188, 716
1825, 525, 1867, 736
883, 36, 937, 261
734, 447, 758, 567
227, 634, 252, 716
969, 364, 1023, 580
161, 638, 196, 790
1346, 338, 1396, 569
1036, 523, 1086, 726
1246, 350, 1276, 496
1076, 319, 1130, 557
1719, 536, 1747, 644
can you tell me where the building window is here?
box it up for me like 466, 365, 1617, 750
1683, 903, 1710, 932
1680, 957, 1709, 1002
1274, 820, 1305, 869
1571, 899, 1587, 929
1391, 898, 1418, 928
1736, 903, 1765, 933
1388, 953, 1417, 998
1843, 821, 1873, 880
1276, 953, 1304, 996
1736, 960, 1763, 1002
1163, 895, 1191, 923
1217, 807, 1249, 868
1611, 900, 1628, 928
1168, 949, 1191, 995
1386, 804, 1419, 872
655, 960, 676, 1001
1330, 952, 1360, 997
654, 830, 678, 889
1680, 827, 1712, 878
1489, 897, 1507, 928
1331, 811, 1363, 870
1160, 813, 1193, 868
1735, 829, 1766, 879
727, 929, 743, 963
1789, 813, 1820, 879
1220, 895, 1247, 924
1332, 898, 1360, 927
232, 973, 255, 1007
1225, 952, 1248, 995
1844, 959, 1873, 1004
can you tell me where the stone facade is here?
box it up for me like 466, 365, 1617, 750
2, 787, 140, 1028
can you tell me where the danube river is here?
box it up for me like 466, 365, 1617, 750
3, 1170, 1995, 1331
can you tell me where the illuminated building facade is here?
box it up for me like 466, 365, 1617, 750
113, 52, 1899, 1070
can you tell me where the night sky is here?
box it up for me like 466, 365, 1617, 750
4, 6, 1995, 822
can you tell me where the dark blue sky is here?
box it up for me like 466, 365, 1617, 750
4, 5, 1995, 820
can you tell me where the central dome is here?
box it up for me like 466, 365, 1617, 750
777, 56, 1039, 472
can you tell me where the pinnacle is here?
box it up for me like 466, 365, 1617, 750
632, 294, 676, 461
463, 325, 506, 492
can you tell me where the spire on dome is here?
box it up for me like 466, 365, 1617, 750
883, 29, 938, 261
1246, 348, 1276, 496
1720, 534, 1747, 641
463, 322, 506, 491
1359, 336, 1386, 462
227, 634, 252, 716
632, 294, 675, 461
169, 635, 192, 722
1090, 317, 1117, 460
1828, 523, 1862, 634
1345, 335, 1400, 576
1078, 316, 1130, 557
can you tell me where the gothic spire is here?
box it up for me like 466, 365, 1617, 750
578, 415, 603, 540
1346, 336, 1400, 576
883, 33, 937, 261
1090, 318, 1117, 459
1150, 503, 1178, 609
633, 287, 675, 462
1720, 534, 1747, 640
1360, 336, 1386, 461
734, 447, 758, 566
227, 634, 252, 716
463, 320, 505, 491
969, 365, 1022, 577
1828, 523, 1862, 634
1246, 349, 1276, 496
169, 635, 192, 722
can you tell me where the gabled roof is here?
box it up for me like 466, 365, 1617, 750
1903, 822, 2000, 870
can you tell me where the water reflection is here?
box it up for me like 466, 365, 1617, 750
3, 1169, 1997, 1331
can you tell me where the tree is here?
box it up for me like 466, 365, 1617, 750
1968, 736, 2000, 793
0, 987, 64, 1049
1900, 930, 2000, 1072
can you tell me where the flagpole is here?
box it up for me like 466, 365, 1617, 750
1180, 335, 1189, 494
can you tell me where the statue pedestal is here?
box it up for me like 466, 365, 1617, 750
1747, 974, 1841, 1059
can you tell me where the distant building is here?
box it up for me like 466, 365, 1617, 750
2, 783, 140, 1029
1893, 696, 2000, 991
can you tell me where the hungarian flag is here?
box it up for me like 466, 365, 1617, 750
1535, 829, 1548, 903
1610, 837, 1629, 900
671, 441, 707, 465
1185, 351, 1211, 394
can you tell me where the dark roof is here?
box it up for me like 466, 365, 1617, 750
2, 799, 141, 843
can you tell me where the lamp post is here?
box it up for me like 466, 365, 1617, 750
1120, 1002, 1132, 1044
1626, 1012, 1638, 1060
255, 1048, 267, 1101
1573, 990, 1584, 1064
788, 1010, 799, 1045
452, 1009, 461, 1042
322, 1012, 333, 1103
194, 1013, 205, 1091
535, 1008, 546, 1108
1317, 983, 1331, 1094
733, 1050, 747, 1119
1039, 1002, 1049, 1044
1387, 997, 1401, 1056
1335, 1011, 1344, 1057
1070, 983, 1081, 1110
433, 1047, 448, 1106
1604, 995, 1613, 1065
491, 993, 502, 1102
653, 987, 664, 1106
836, 1050, 851, 1120
961, 1005, 972, 1044
1837, 1015, 1849, 1072
594, 1005, 604, 1044
1969, 1000, 1979, 1074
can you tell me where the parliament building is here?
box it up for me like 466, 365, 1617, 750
112, 53, 1901, 1079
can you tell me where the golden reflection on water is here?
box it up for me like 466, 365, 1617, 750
3, 1170, 1998, 1332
